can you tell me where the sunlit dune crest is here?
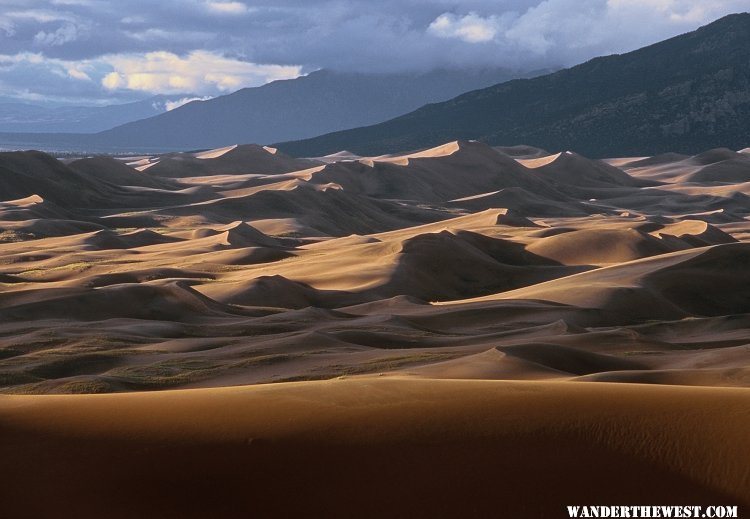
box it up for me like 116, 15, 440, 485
195, 144, 238, 159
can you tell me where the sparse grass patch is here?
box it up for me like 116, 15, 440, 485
0, 348, 22, 360
107, 358, 223, 389
19, 262, 96, 277
25, 353, 124, 379
0, 231, 35, 243
56, 379, 117, 394
275, 352, 464, 382
231, 354, 293, 368
0, 371, 42, 387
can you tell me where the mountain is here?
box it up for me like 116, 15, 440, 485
0, 95, 197, 134
277, 13, 750, 158
94, 68, 549, 151
0, 68, 545, 153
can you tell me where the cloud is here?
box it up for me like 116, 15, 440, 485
497, 0, 749, 61
34, 23, 81, 46
4, 9, 78, 24
428, 13, 504, 43
161, 95, 213, 111
65, 63, 92, 80
0, 49, 299, 104
0, 0, 748, 104
50, 0, 97, 6
0, 19, 16, 36
0, 51, 110, 104
100, 50, 301, 95
205, 1, 250, 15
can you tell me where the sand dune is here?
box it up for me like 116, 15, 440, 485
622, 148, 750, 187
68, 156, 173, 188
447, 187, 594, 216
211, 221, 285, 248
1, 379, 749, 518
0, 151, 116, 207
690, 147, 746, 165
282, 140, 564, 204
455, 244, 750, 322
495, 144, 550, 158
654, 219, 737, 246
2, 136, 749, 514
521, 150, 647, 189
193, 144, 238, 159
619, 152, 690, 167
0, 141, 749, 397
145, 143, 318, 178
526, 227, 676, 265
687, 157, 750, 183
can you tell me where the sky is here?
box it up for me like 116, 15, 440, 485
0, 0, 747, 106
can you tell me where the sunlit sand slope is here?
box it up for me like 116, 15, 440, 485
1, 378, 748, 518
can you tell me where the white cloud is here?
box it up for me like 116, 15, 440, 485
120, 15, 147, 25
0, 19, 15, 37
34, 23, 80, 46
428, 12, 505, 43
162, 96, 213, 111
124, 28, 212, 43
606, 0, 748, 23
66, 66, 91, 80
0, 52, 53, 66
50, 0, 98, 5
423, 1, 750, 67
0, 50, 299, 104
0, 52, 91, 80
100, 50, 301, 95
205, 1, 250, 15
504, 0, 609, 55
6, 9, 77, 24
0, 51, 104, 102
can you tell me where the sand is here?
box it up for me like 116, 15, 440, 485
1, 140, 750, 390
1, 378, 749, 518
0, 141, 749, 391
1, 140, 749, 514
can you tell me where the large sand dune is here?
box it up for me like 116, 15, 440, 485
1, 378, 749, 518
0, 141, 749, 513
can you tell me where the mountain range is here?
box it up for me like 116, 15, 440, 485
1, 14, 748, 158
0, 68, 539, 153
278, 13, 750, 158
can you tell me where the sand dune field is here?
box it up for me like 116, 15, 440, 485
1, 141, 749, 515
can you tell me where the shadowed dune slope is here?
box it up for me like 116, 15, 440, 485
146, 144, 318, 178
290, 140, 563, 203
473, 244, 750, 321
0, 151, 117, 207
526, 151, 648, 189
68, 156, 173, 189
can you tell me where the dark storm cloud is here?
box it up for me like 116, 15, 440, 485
0, 0, 746, 103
